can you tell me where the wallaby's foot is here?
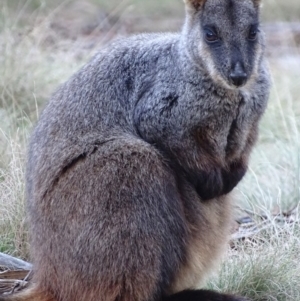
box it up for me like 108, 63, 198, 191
163, 290, 250, 301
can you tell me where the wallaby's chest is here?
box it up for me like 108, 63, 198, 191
180, 84, 256, 162
205, 97, 251, 160
135, 74, 262, 164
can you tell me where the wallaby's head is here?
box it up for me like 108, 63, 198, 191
183, 0, 264, 89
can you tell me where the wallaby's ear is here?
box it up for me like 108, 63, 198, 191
252, 0, 262, 8
184, 0, 207, 11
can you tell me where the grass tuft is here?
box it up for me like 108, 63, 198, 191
207, 221, 300, 300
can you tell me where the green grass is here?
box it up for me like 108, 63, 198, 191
0, 0, 300, 299
206, 215, 300, 300
208, 232, 300, 300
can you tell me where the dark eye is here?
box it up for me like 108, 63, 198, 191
204, 29, 219, 43
248, 26, 258, 41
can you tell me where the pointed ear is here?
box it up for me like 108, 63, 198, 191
252, 0, 262, 7
184, 0, 207, 11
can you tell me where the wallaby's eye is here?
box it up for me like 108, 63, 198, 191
204, 28, 219, 43
248, 25, 258, 41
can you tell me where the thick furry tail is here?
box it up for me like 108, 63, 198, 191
0, 286, 56, 301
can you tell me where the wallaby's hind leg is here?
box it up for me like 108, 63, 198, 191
163, 290, 250, 301
29, 136, 187, 301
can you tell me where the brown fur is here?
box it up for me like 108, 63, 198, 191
169, 195, 232, 293
252, 0, 262, 7
184, 0, 206, 10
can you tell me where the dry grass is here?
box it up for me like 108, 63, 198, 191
0, 0, 300, 299
0, 1, 90, 257
208, 221, 300, 300
3, 0, 300, 34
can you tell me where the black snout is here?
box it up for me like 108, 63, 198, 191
230, 62, 247, 87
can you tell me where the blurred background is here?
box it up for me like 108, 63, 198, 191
2, 0, 300, 49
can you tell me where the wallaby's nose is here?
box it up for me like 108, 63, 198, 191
230, 62, 247, 87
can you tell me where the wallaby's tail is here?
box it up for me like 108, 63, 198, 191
0, 286, 56, 301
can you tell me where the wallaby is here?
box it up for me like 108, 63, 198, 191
0, 0, 270, 300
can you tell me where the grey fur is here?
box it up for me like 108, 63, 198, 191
5, 0, 270, 301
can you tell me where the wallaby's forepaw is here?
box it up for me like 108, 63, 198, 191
222, 160, 247, 195
191, 168, 224, 200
